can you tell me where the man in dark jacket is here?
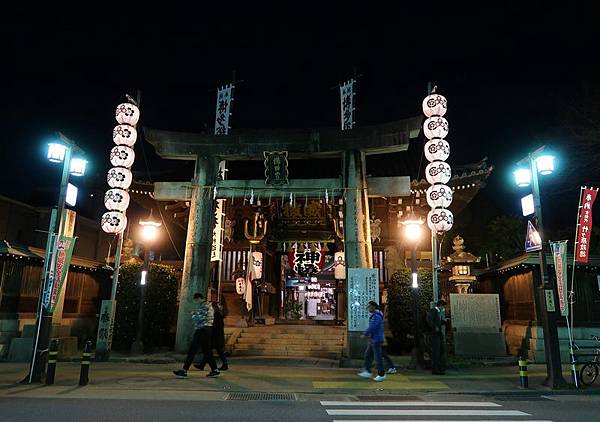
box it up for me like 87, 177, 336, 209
426, 299, 447, 375
195, 300, 228, 371
357, 301, 386, 382
173, 293, 219, 378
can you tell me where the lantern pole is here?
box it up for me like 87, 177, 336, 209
528, 153, 566, 388
27, 139, 74, 383
432, 232, 439, 304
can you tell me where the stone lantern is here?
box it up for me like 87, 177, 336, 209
446, 236, 481, 294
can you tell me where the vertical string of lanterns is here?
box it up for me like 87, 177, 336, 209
101, 101, 140, 234
423, 88, 453, 234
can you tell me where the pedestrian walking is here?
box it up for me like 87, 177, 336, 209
173, 293, 219, 378
357, 301, 386, 382
426, 299, 447, 375
382, 336, 397, 374
195, 300, 228, 371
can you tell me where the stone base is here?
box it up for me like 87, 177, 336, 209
6, 336, 78, 362
454, 331, 506, 357
54, 337, 78, 358
503, 321, 600, 363
263, 317, 276, 325
346, 331, 366, 359
0, 319, 19, 359
7, 338, 34, 362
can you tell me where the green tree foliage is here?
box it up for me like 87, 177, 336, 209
112, 262, 178, 351
386, 267, 433, 353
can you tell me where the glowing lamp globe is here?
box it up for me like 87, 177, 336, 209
69, 158, 87, 176
47, 143, 67, 163
139, 216, 162, 242
401, 211, 424, 242
514, 168, 531, 187
536, 155, 555, 175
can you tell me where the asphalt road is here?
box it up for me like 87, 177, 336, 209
1, 395, 599, 422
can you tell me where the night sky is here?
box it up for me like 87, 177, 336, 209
2, 4, 598, 243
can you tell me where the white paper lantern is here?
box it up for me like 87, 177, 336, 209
334, 251, 346, 280
115, 103, 140, 126
426, 184, 453, 209
422, 94, 447, 117
107, 167, 133, 189
235, 277, 246, 295
110, 146, 135, 168
101, 211, 128, 234
423, 116, 449, 140
425, 161, 451, 185
427, 208, 454, 233
425, 139, 450, 162
104, 188, 130, 211
113, 124, 137, 146
251, 251, 263, 280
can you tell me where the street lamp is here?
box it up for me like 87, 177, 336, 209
401, 208, 425, 367
27, 133, 86, 383
131, 211, 161, 355
514, 146, 565, 388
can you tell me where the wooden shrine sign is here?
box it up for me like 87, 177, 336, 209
264, 151, 289, 185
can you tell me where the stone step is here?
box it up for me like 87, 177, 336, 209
235, 337, 343, 346
233, 349, 341, 359
234, 344, 342, 352
239, 332, 344, 340
242, 326, 345, 332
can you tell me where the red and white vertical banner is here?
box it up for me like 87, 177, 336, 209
575, 187, 598, 263
550, 240, 568, 316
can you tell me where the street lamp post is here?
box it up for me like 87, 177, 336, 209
514, 146, 565, 388
27, 133, 86, 383
402, 209, 425, 368
131, 213, 161, 355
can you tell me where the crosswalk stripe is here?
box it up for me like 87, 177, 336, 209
331, 420, 552, 422
326, 409, 530, 416
321, 401, 501, 407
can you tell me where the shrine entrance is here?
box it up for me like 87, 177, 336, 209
146, 118, 421, 356
214, 195, 347, 327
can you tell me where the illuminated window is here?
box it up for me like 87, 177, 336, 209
453, 265, 470, 276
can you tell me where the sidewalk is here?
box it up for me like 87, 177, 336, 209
1, 358, 597, 401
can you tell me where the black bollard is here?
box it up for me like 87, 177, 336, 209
518, 358, 529, 389
45, 339, 59, 385
79, 341, 92, 386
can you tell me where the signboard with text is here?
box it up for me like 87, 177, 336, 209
576, 187, 598, 263
347, 268, 379, 332
550, 240, 569, 316
95, 300, 116, 357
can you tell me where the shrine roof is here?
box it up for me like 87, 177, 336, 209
144, 116, 422, 160
479, 253, 600, 276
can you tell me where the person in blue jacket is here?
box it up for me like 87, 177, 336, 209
357, 301, 386, 382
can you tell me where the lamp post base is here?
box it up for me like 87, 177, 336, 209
130, 341, 144, 356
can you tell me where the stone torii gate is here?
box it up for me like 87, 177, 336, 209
145, 117, 421, 354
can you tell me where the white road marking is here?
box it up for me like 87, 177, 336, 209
326, 409, 530, 416
320, 401, 501, 407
